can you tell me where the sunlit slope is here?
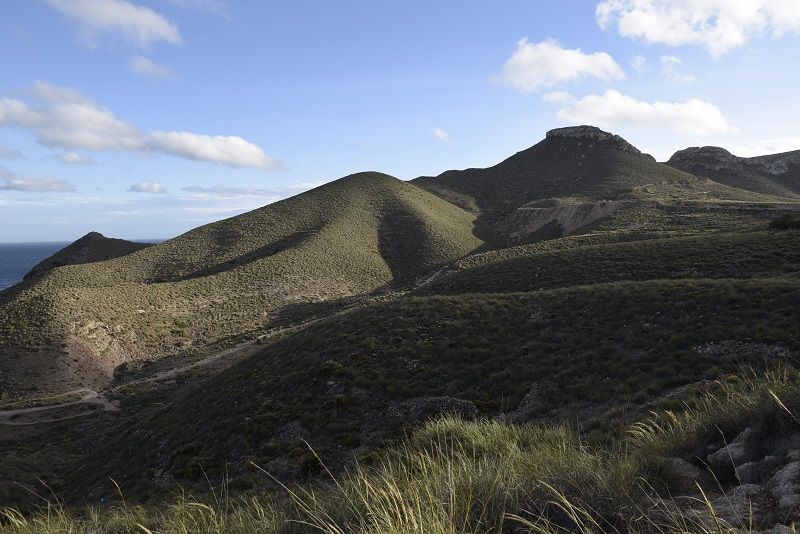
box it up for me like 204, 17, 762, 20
0, 172, 482, 397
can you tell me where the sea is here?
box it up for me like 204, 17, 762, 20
0, 239, 163, 290
0, 242, 70, 290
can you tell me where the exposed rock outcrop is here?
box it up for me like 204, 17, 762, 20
667, 146, 800, 197
545, 125, 643, 155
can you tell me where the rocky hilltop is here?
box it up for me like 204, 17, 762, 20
667, 146, 800, 197
545, 125, 644, 155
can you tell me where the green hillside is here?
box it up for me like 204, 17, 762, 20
79, 275, 800, 497
419, 229, 800, 296
0, 172, 482, 398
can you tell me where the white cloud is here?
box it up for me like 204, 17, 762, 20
498, 38, 625, 92
128, 180, 167, 193
0, 167, 75, 192
147, 131, 278, 169
165, 0, 230, 18
631, 54, 648, 73
733, 138, 800, 157
0, 81, 278, 169
660, 55, 694, 83
0, 81, 143, 151
44, 0, 182, 48
0, 146, 23, 160
130, 55, 175, 78
546, 89, 733, 135
431, 127, 449, 142
59, 152, 96, 165
597, 0, 800, 57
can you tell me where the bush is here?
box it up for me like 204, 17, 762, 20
769, 212, 800, 230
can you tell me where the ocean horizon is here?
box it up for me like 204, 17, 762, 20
0, 239, 164, 290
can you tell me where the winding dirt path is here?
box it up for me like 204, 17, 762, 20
0, 340, 263, 427
0, 389, 118, 426
0, 308, 360, 427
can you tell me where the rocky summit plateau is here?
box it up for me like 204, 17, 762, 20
2, 125, 800, 533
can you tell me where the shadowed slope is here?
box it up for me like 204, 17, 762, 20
82, 276, 800, 496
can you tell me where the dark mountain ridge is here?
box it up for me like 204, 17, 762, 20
666, 145, 800, 198
413, 125, 777, 245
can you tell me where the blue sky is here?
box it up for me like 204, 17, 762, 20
1, 0, 799, 242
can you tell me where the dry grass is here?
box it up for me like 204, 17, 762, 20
6, 367, 800, 533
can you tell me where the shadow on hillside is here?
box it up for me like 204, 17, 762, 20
175, 226, 324, 281
377, 203, 431, 285
269, 295, 365, 329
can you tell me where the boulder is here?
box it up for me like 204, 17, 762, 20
768, 461, 800, 494
762, 525, 796, 534
708, 427, 759, 469
738, 456, 784, 485
660, 457, 704, 493
707, 484, 771, 527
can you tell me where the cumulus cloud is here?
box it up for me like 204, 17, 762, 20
660, 55, 694, 83
130, 55, 175, 78
0, 81, 278, 169
498, 38, 625, 92
0, 167, 75, 192
431, 127, 449, 142
546, 89, 733, 135
597, 0, 800, 56
128, 180, 166, 193
44, 0, 182, 48
0, 146, 23, 160
0, 81, 142, 150
148, 131, 277, 168
59, 152, 96, 165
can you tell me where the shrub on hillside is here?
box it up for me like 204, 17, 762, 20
769, 212, 800, 230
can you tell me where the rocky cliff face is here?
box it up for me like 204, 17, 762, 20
749, 151, 800, 177
545, 125, 643, 155
667, 146, 800, 197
